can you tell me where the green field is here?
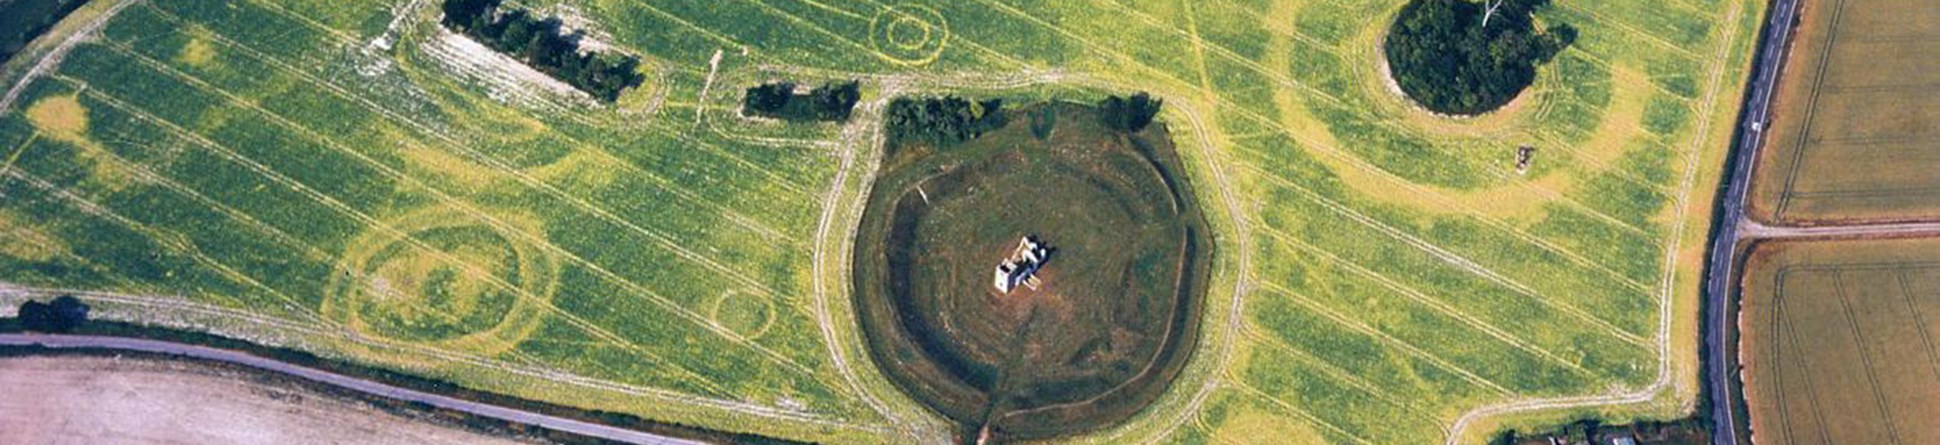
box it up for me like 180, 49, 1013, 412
1747, 0, 1940, 224
0, 0, 1763, 443
1740, 238, 1940, 445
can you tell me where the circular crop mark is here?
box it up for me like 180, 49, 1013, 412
708, 290, 776, 340
868, 4, 949, 66
323, 205, 557, 361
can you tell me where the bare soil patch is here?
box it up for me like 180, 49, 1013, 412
0, 354, 543, 445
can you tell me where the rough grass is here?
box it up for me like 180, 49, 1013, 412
1740, 238, 1940, 445
0, 0, 1763, 443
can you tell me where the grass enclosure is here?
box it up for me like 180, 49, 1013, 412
0, 0, 1763, 443
1739, 238, 1940, 445
851, 102, 1208, 441
1748, 0, 1940, 224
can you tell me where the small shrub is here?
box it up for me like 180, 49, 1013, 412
740, 80, 862, 122
1098, 92, 1163, 133
439, 0, 644, 102
17, 295, 89, 333
883, 96, 1006, 146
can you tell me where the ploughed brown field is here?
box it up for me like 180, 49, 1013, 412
0, 354, 540, 445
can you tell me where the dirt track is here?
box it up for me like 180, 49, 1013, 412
0, 354, 540, 445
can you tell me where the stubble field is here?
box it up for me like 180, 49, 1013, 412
0, 0, 1763, 443
1747, 0, 1940, 224
1739, 238, 1940, 445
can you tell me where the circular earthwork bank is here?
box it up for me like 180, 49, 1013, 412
852, 102, 1211, 442
322, 204, 557, 362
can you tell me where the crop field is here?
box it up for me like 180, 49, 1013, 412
1739, 238, 1940, 445
1748, 0, 1940, 224
0, 0, 1762, 443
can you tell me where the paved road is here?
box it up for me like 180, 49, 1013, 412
1703, 0, 1801, 444
0, 334, 707, 445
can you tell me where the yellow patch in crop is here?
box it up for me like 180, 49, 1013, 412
177, 28, 217, 67
25, 95, 87, 136
399, 144, 504, 191
25, 95, 135, 190
1573, 66, 1653, 172
1211, 408, 1329, 445
529, 147, 621, 191
0, 212, 66, 262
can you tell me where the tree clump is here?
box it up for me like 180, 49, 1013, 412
441, 0, 646, 102
883, 96, 1007, 146
16, 295, 89, 333
741, 80, 862, 122
1384, 0, 1575, 115
1098, 92, 1163, 133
